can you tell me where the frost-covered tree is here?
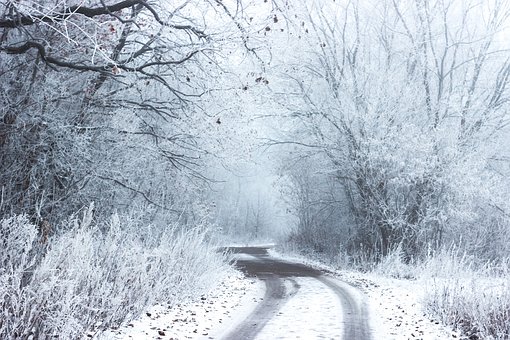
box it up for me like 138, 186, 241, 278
0, 0, 269, 228
0, 1, 272, 337
271, 0, 510, 261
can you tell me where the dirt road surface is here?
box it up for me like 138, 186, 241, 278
221, 246, 372, 340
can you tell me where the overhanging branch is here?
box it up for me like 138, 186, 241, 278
1, 41, 201, 76
0, 0, 207, 38
1, 0, 144, 28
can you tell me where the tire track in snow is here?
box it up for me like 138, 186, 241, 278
223, 246, 372, 340
222, 274, 288, 340
318, 276, 372, 340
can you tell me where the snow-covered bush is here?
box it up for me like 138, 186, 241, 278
372, 245, 419, 279
0, 207, 230, 339
422, 251, 510, 339
426, 280, 510, 339
0, 215, 42, 338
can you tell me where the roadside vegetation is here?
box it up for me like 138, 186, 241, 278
421, 252, 510, 340
0, 207, 231, 339
373, 248, 510, 339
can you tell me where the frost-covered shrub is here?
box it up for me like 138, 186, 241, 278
421, 250, 510, 339
0, 215, 41, 338
372, 245, 418, 279
0, 207, 230, 339
424, 275, 510, 338
442, 151, 510, 262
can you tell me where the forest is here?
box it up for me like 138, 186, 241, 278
1, 0, 510, 338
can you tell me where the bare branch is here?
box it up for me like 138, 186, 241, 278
96, 174, 177, 212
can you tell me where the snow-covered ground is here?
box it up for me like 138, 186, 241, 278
96, 273, 265, 340
342, 272, 463, 340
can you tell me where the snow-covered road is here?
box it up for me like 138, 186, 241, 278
222, 246, 371, 340
98, 247, 458, 340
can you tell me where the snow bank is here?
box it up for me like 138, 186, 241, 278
98, 273, 264, 340
341, 272, 462, 340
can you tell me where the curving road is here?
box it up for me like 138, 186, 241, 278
221, 246, 372, 340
